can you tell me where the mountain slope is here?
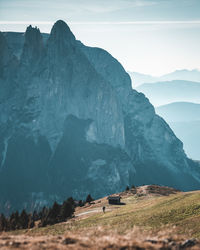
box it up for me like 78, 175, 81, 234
79, 43, 200, 188
0, 20, 200, 212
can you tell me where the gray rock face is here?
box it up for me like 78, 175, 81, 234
80, 44, 200, 188
0, 32, 18, 102
0, 20, 200, 212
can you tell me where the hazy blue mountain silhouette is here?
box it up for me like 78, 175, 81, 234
156, 102, 200, 122
129, 69, 200, 87
136, 80, 200, 106
156, 102, 200, 160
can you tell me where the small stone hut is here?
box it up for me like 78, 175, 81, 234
107, 196, 121, 205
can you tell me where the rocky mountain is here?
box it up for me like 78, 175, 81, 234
156, 102, 200, 160
0, 20, 200, 213
136, 80, 200, 106
129, 69, 200, 87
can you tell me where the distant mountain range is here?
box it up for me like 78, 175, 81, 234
136, 80, 200, 107
156, 102, 200, 160
156, 102, 200, 123
129, 69, 200, 87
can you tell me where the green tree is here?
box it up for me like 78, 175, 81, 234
0, 214, 8, 231
67, 197, 74, 205
28, 214, 35, 228
86, 194, 94, 203
40, 202, 61, 226
60, 200, 74, 221
9, 211, 20, 230
19, 210, 29, 229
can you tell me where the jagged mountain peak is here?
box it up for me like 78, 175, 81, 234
24, 25, 42, 44
49, 20, 75, 45
21, 25, 44, 65
52, 20, 71, 30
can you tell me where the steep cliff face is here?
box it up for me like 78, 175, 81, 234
0, 20, 200, 212
0, 32, 18, 103
24, 21, 125, 151
80, 44, 200, 189
0, 21, 131, 213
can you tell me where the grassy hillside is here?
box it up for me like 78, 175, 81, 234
11, 186, 200, 238
72, 192, 200, 237
65, 188, 200, 239
2, 185, 200, 249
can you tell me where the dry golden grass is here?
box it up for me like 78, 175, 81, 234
1, 185, 200, 249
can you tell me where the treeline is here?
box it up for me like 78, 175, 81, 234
0, 197, 75, 232
0, 188, 135, 232
39, 197, 75, 227
0, 210, 34, 231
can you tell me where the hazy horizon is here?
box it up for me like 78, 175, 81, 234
0, 0, 200, 76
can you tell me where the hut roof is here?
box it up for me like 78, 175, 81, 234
107, 196, 121, 200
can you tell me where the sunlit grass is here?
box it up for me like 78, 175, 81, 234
13, 191, 200, 239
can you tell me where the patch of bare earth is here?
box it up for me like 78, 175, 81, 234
136, 185, 180, 196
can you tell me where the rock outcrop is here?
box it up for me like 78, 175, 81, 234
0, 20, 199, 213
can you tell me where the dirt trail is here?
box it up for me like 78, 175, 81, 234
76, 208, 111, 217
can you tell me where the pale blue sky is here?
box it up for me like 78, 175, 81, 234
0, 0, 200, 76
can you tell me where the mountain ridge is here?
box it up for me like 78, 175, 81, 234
0, 21, 200, 213
129, 69, 200, 87
136, 80, 200, 106
156, 102, 200, 122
